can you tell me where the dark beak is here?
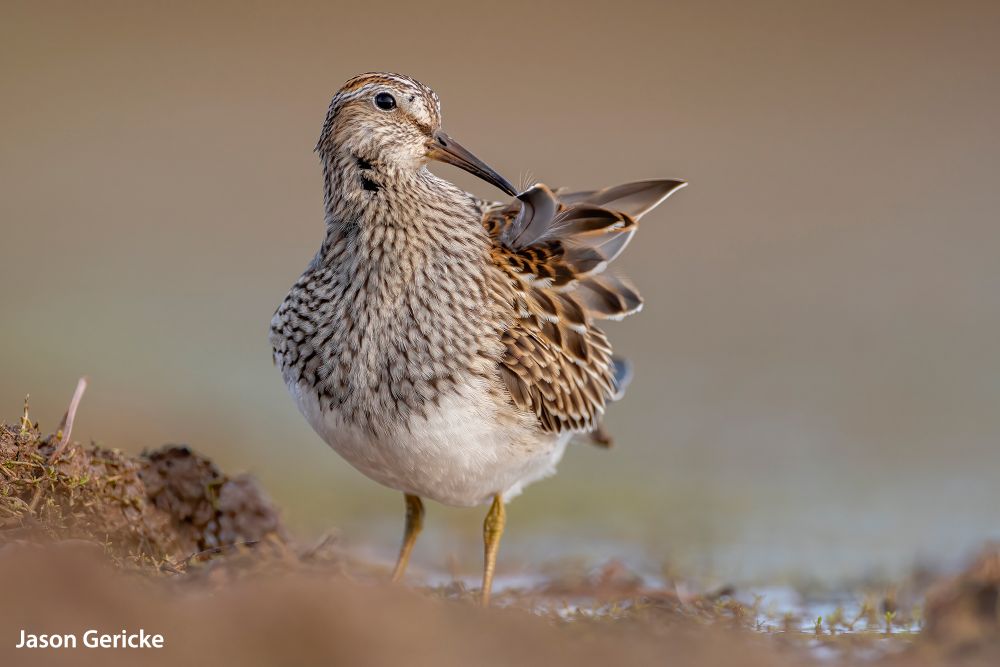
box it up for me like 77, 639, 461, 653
427, 131, 516, 196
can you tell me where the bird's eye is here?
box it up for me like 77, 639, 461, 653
374, 92, 396, 111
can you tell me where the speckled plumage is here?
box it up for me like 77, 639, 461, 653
270, 73, 685, 509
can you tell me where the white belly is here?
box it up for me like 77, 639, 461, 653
288, 379, 570, 507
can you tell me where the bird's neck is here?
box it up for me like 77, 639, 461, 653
315, 147, 488, 271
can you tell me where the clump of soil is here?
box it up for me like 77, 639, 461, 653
141, 445, 285, 554
0, 419, 284, 568
922, 546, 1000, 655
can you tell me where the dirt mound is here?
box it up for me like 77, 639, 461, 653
0, 420, 284, 567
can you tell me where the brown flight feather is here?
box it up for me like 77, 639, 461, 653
484, 179, 686, 435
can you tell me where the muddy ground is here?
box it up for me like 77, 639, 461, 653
1, 414, 998, 667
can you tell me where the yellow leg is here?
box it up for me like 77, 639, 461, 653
480, 493, 506, 607
391, 494, 424, 583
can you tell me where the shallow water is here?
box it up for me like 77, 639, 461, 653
433, 571, 920, 634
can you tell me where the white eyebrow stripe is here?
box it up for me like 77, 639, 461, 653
336, 83, 377, 104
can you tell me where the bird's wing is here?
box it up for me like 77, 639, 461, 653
484, 179, 686, 435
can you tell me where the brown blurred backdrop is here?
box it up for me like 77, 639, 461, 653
1, 0, 998, 582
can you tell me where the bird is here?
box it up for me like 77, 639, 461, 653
270, 72, 685, 605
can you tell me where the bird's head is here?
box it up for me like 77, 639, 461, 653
317, 72, 515, 196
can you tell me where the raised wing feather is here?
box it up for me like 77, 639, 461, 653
486, 179, 686, 435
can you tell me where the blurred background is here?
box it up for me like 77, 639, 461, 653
2, 0, 998, 584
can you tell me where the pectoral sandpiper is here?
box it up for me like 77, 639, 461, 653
270, 72, 685, 605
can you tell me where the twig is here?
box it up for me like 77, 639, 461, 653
48, 377, 88, 464
27, 378, 88, 514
